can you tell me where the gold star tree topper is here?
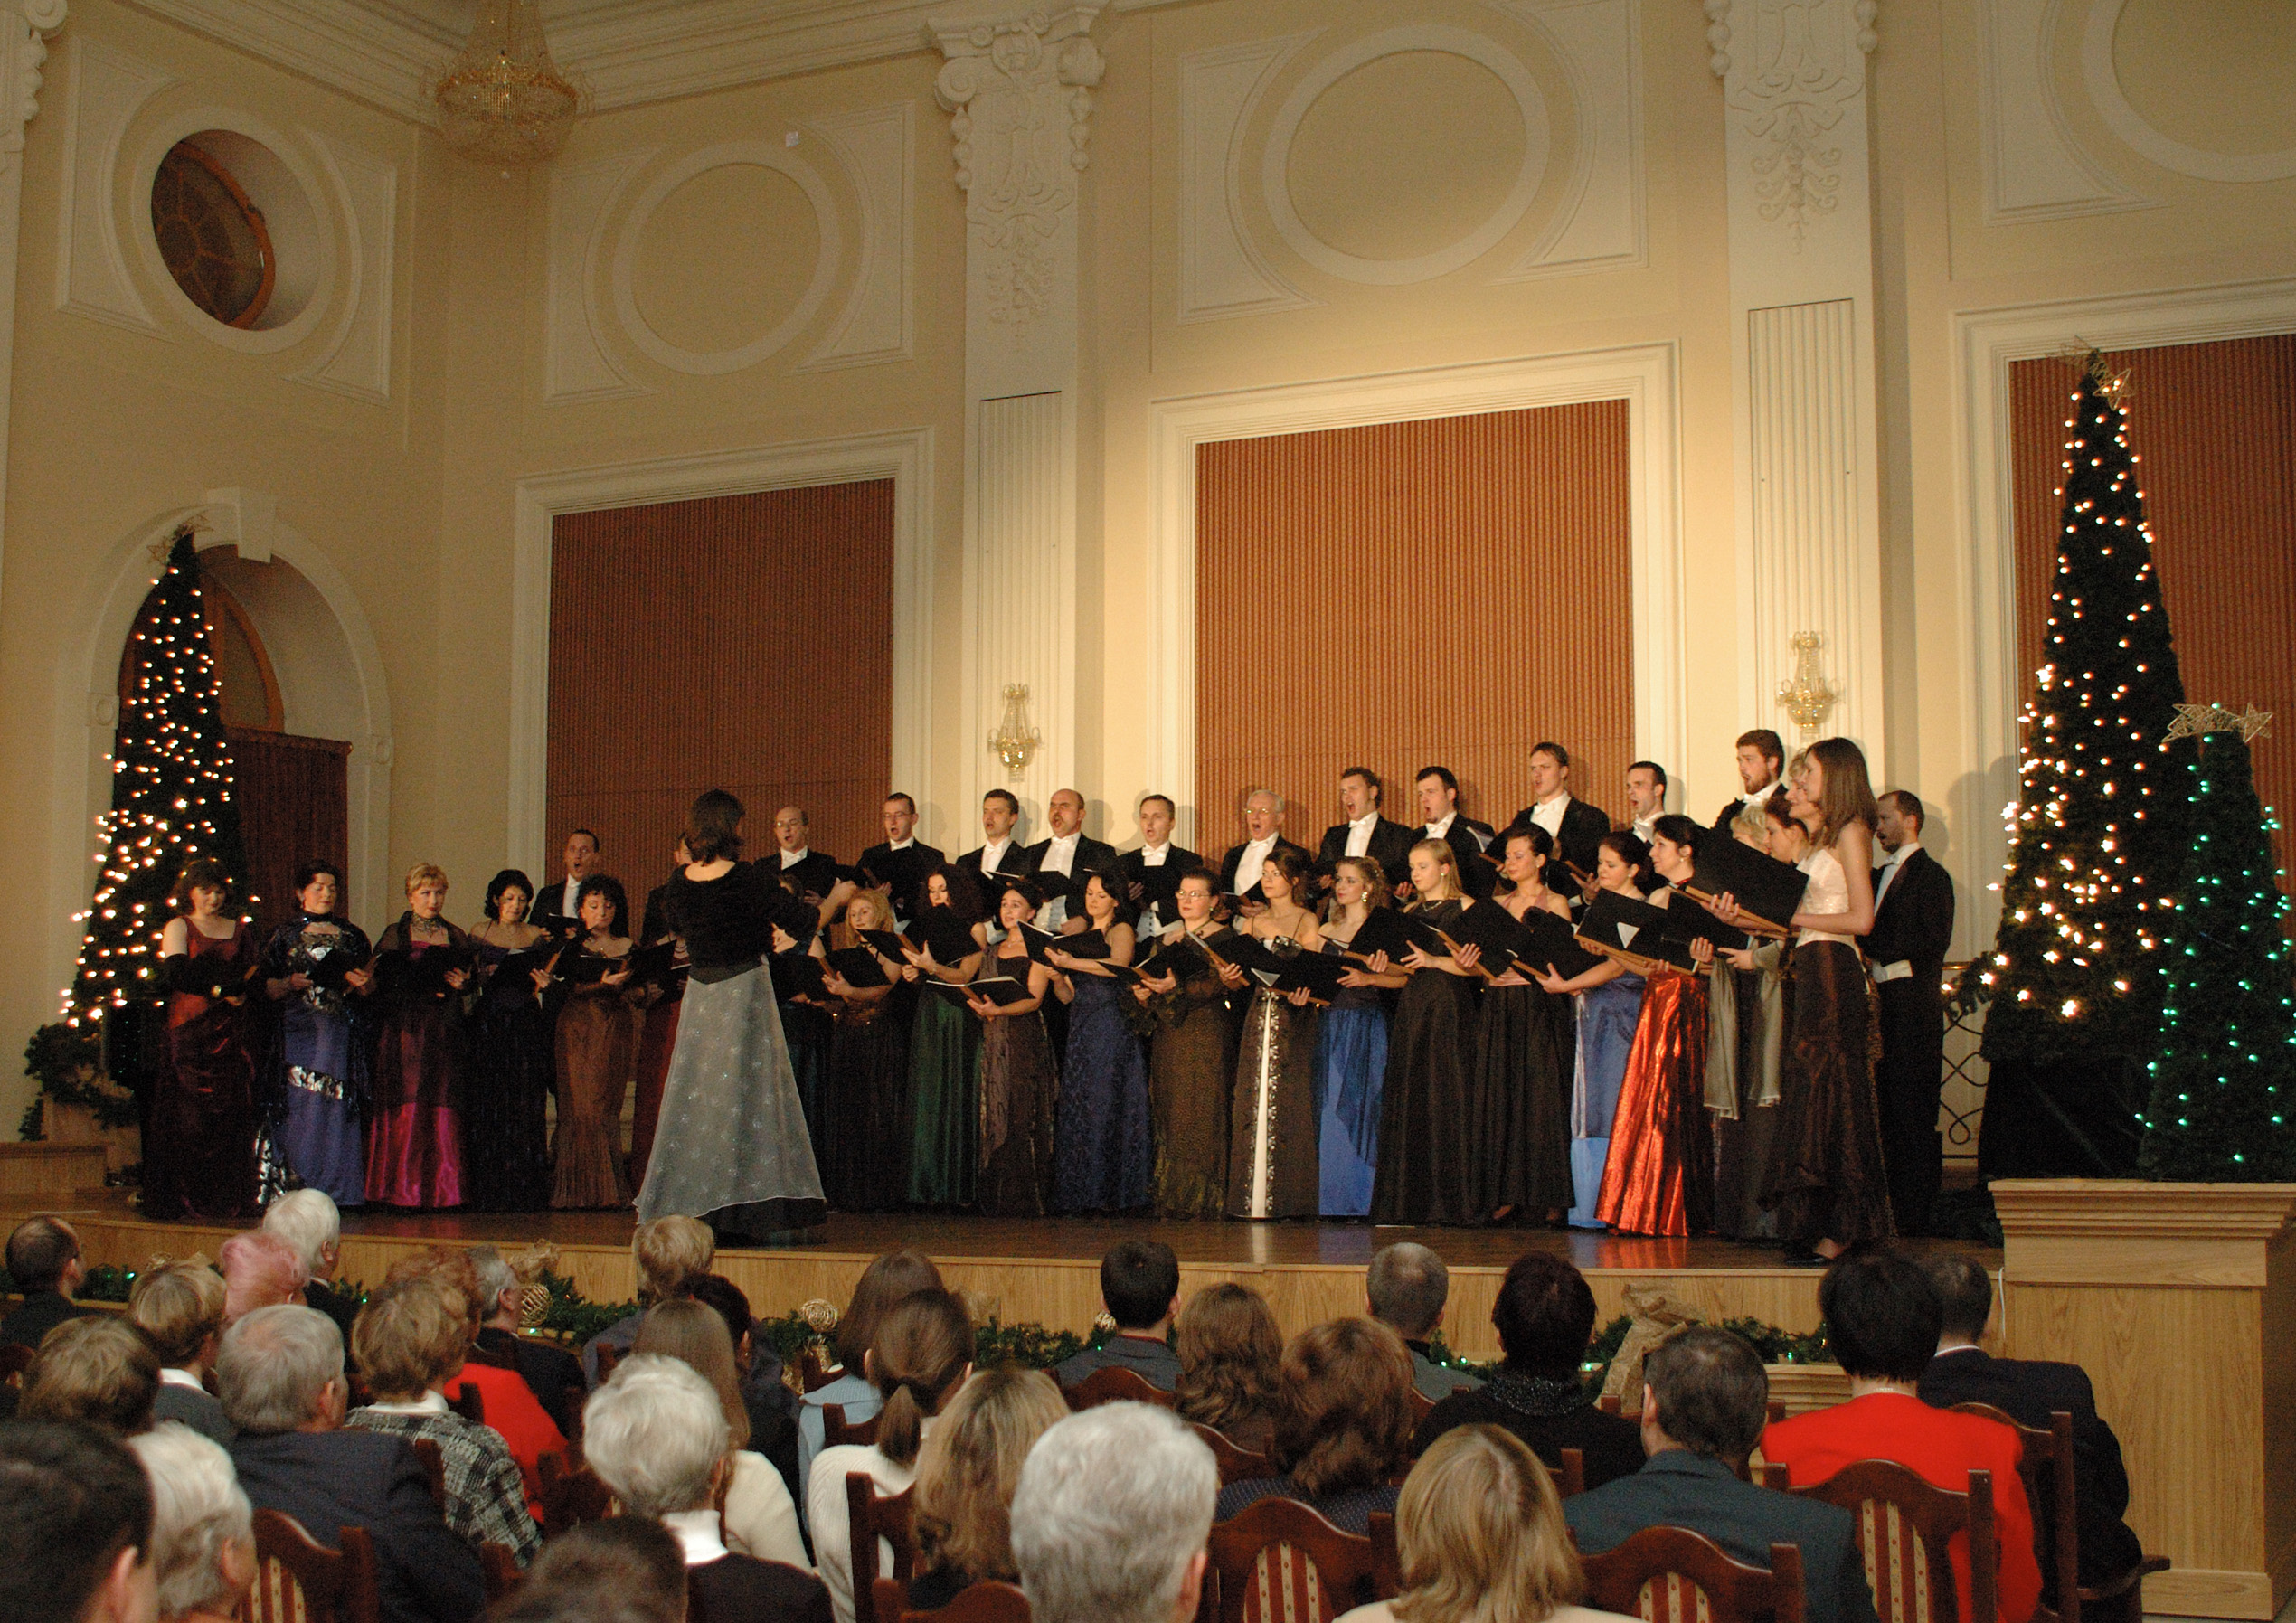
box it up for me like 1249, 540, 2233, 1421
2165, 703, 2272, 745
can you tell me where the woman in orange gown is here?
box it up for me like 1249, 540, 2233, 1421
1593, 816, 1717, 1236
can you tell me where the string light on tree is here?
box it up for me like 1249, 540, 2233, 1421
62, 529, 254, 1027
1961, 351, 2196, 1178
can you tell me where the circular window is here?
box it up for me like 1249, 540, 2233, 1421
151, 141, 276, 328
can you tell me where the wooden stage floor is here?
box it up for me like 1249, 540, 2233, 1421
49, 1194, 1995, 1364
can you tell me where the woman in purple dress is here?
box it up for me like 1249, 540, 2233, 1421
259, 860, 373, 1207
146, 859, 259, 1221
365, 863, 472, 1209
1044, 871, 1151, 1213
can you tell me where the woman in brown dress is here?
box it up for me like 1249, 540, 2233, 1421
147, 859, 259, 1221
967, 879, 1060, 1215
550, 873, 638, 1209
1133, 869, 1242, 1218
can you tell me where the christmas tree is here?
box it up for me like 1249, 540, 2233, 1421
2138, 712, 2296, 1181
62, 531, 253, 1032
1970, 356, 2196, 1179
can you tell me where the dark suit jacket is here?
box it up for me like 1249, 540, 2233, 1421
0, 1289, 99, 1348
1025, 835, 1120, 909
1508, 797, 1611, 883
1918, 1347, 2144, 1588
1413, 1383, 1646, 1490
155, 1379, 234, 1442
231, 1429, 486, 1623
1419, 817, 1500, 901
773, 850, 841, 904
1316, 818, 1418, 886
1051, 1332, 1183, 1392
1118, 845, 1203, 921
475, 1325, 585, 1439
1862, 847, 1956, 987
689, 1552, 834, 1623
532, 876, 587, 929
856, 841, 947, 920
1217, 837, 1314, 901
1566, 1452, 1879, 1623
957, 842, 1039, 887
304, 1279, 362, 1346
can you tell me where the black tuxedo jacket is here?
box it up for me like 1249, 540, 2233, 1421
771, 850, 841, 904
1918, 1347, 2143, 1588
856, 840, 946, 920
1218, 836, 1314, 900
1861, 847, 1955, 987
1508, 797, 1611, 882
231, 1429, 486, 1623
532, 875, 588, 929
1118, 845, 1202, 919
689, 1552, 833, 1623
957, 841, 1039, 891
1025, 835, 1120, 905
1565, 1452, 1879, 1623
1713, 790, 1781, 833
1419, 818, 1499, 901
1317, 818, 1418, 885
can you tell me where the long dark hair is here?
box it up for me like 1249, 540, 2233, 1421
685, 789, 745, 863
924, 863, 987, 926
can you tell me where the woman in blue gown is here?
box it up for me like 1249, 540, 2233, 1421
257, 860, 373, 1208
1309, 856, 1406, 1217
1045, 871, 1151, 1213
1535, 833, 1653, 1230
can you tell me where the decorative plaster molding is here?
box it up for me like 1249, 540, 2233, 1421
2080, 0, 2296, 184
543, 149, 649, 404
0, 0, 66, 609
805, 101, 917, 371
53, 36, 167, 334
1978, 0, 2150, 223
1709, 0, 1877, 247
932, 6, 1103, 338
291, 129, 396, 402
1498, 0, 1646, 281
1174, 33, 1317, 325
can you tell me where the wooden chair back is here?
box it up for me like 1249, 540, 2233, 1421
1789, 1461, 2000, 1623
1578, 1526, 1807, 1623
800, 1347, 843, 1392
1205, 1497, 1381, 1623
449, 1381, 486, 1427
240, 1510, 383, 1623
408, 1438, 448, 1511
1186, 1421, 1273, 1486
1061, 1365, 1176, 1411
0, 1342, 33, 1391
846, 1473, 918, 1586
824, 1401, 883, 1449
1597, 1392, 1624, 1416
1950, 1404, 2079, 1623
479, 1543, 524, 1606
592, 1341, 620, 1384
1368, 1513, 1402, 1602
1404, 1386, 1435, 1428
536, 1449, 618, 1535
872, 1576, 1033, 1623
1557, 1446, 1587, 1497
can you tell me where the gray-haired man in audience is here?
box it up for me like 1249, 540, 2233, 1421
1012, 1403, 1217, 1623
1367, 1242, 1482, 1401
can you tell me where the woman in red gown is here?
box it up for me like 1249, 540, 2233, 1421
365, 863, 473, 1209
147, 859, 260, 1221
1594, 816, 1717, 1236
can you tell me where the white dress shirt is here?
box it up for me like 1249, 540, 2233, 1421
159, 1367, 207, 1392
1037, 832, 1081, 929
780, 847, 811, 869
1344, 812, 1379, 858
1740, 779, 1781, 810
885, 836, 913, 852
1424, 812, 1456, 841
560, 876, 581, 916
1137, 841, 1172, 934
1529, 795, 1569, 841
1630, 814, 1657, 844
663, 1507, 731, 1567
1233, 835, 1276, 897
978, 836, 1012, 876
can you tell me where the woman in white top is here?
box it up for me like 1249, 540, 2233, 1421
1714, 737, 1891, 1260
807, 1286, 975, 1623
633, 1299, 808, 1569
1337, 1423, 1636, 1623
797, 1249, 946, 1508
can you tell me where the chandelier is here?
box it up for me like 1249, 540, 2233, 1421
434, 0, 583, 169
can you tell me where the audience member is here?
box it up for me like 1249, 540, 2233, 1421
1414, 1253, 1643, 1488
635, 1298, 806, 1567
19, 1315, 160, 1434
489, 1518, 691, 1623
126, 1422, 257, 1623
1338, 1424, 1633, 1623
1764, 1248, 2040, 1623
685, 1273, 805, 1513
215, 1231, 307, 1325
1919, 1252, 2144, 1590
468, 1244, 585, 1438
583, 1355, 832, 1623
1564, 1328, 1876, 1623
1217, 1317, 1414, 1534
1011, 1402, 1216, 1623
1367, 1242, 1483, 1401
908, 1367, 1072, 1610
129, 1261, 232, 1442
379, 1248, 566, 1495
582, 1216, 714, 1386
2, 1216, 99, 1347
260, 1191, 355, 1340
1172, 1282, 1282, 1452
1052, 1240, 1182, 1391
345, 1277, 541, 1567
0, 1420, 157, 1623
798, 1249, 944, 1499
808, 1286, 975, 1623
218, 1304, 485, 1623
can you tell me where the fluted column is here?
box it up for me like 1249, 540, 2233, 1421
0, 0, 67, 611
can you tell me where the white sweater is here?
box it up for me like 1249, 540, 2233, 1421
807, 1430, 933, 1623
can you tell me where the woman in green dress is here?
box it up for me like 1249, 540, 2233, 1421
901, 865, 987, 1207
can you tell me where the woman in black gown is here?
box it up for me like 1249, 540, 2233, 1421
1369, 839, 1485, 1225
820, 886, 914, 1211
967, 880, 1061, 1216
1471, 826, 1576, 1224
462, 869, 555, 1213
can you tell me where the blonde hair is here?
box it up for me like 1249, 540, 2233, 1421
19, 1316, 159, 1434
1406, 839, 1464, 903
1391, 1426, 1584, 1623
1729, 801, 1771, 847
1173, 1284, 1282, 1434
352, 1278, 470, 1403
912, 1368, 1069, 1586
634, 1297, 751, 1451
1334, 856, 1392, 911
129, 1260, 228, 1368
404, 863, 448, 896
633, 1216, 714, 1305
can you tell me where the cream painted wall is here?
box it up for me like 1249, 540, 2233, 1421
0, 0, 2291, 1129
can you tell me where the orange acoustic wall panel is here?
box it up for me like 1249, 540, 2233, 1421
1195, 401, 1636, 860
546, 482, 895, 902
2011, 336, 2296, 882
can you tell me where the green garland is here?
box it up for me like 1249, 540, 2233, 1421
1430, 1313, 1831, 1397
19, 1022, 138, 1140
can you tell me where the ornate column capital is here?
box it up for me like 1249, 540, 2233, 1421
1705, 0, 1876, 244
1, 0, 66, 161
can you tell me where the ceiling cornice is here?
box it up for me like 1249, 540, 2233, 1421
118, 0, 1188, 127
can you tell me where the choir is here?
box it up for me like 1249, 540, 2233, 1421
143, 731, 1915, 1259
